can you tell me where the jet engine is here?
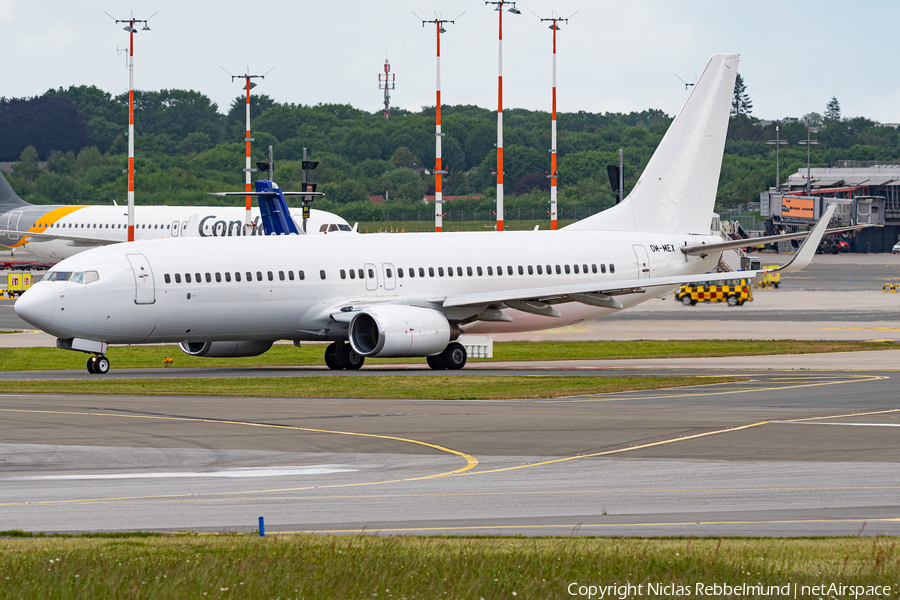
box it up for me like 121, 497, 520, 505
178, 340, 274, 358
348, 305, 458, 358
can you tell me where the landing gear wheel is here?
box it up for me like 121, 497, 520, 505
87, 357, 97, 374
681, 295, 693, 306
95, 356, 110, 374
324, 342, 342, 370
440, 342, 467, 370
340, 344, 365, 370
726, 295, 738, 307
426, 354, 446, 370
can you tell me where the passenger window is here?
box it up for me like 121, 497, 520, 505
185, 273, 192, 283
358, 269, 364, 279
245, 271, 252, 281
565, 265, 571, 274
447, 267, 453, 277
487, 266, 493, 276
175, 273, 182, 283
225, 272, 231, 282
84, 271, 99, 284
299, 270, 305, 280
216, 273, 222, 283
583, 264, 589, 273
408, 267, 415, 277
467, 266, 473, 276
386, 268, 393, 278
517, 266, 524, 275
340, 269, 347, 280
205, 273, 212, 283
507, 266, 513, 275
429, 267, 435, 277
267, 271, 273, 281
349, 269, 355, 279
573, 264, 579, 274
601, 264, 606, 273
477, 266, 483, 276
527, 266, 533, 275
438, 267, 444, 276
610, 264, 615, 273
257, 271, 263, 281
555, 265, 561, 274
418, 267, 424, 277
368, 268, 375, 279
592, 264, 598, 274
320, 270, 326, 280
496, 266, 502, 276
288, 271, 294, 281
396, 269, 403, 278
195, 273, 201, 283
458, 267, 464, 276
235, 272, 241, 282
165, 274, 171, 284
537, 265, 543, 274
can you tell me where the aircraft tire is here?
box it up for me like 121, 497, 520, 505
426, 354, 446, 370
96, 356, 110, 374
87, 357, 97, 374
324, 342, 343, 370
441, 342, 467, 370
340, 344, 365, 370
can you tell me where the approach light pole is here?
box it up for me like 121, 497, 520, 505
767, 121, 787, 191
486, 0, 520, 231
414, 12, 461, 232
107, 11, 156, 242
798, 118, 819, 195
535, 11, 573, 230
224, 67, 273, 234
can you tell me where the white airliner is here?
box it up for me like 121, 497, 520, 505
0, 173, 353, 261
15, 54, 841, 374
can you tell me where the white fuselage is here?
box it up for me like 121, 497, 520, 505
17, 229, 720, 344
3, 204, 351, 260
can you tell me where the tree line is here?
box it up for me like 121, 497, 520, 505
2, 80, 899, 223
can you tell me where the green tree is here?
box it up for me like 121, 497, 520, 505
12, 146, 42, 181
825, 97, 841, 122
389, 147, 419, 169
802, 112, 823, 128
379, 168, 425, 201
730, 73, 752, 117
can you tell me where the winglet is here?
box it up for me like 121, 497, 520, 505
774, 204, 836, 274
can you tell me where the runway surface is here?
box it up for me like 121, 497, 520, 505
1, 368, 898, 537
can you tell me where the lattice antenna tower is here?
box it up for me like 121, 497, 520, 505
379, 56, 395, 119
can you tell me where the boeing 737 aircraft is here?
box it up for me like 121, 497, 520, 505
15, 54, 842, 374
0, 172, 353, 260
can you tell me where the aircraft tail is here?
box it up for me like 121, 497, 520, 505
0, 170, 30, 211
566, 53, 739, 235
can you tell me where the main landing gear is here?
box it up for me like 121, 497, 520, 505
324, 342, 365, 370
87, 355, 110, 374
426, 342, 467, 371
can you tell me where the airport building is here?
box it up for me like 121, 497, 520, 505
760, 161, 900, 252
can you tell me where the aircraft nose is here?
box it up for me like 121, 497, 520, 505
15, 284, 54, 330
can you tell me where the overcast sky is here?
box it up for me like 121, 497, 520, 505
2, 0, 898, 123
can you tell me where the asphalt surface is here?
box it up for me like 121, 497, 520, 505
1, 253, 899, 536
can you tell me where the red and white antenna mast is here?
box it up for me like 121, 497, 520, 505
414, 12, 462, 233
224, 67, 274, 233
535, 11, 573, 231
485, 1, 520, 232
378, 58, 395, 119
107, 11, 156, 242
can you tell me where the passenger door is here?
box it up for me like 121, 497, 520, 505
6, 211, 22, 240
126, 253, 156, 305
171, 220, 180, 237
632, 244, 650, 279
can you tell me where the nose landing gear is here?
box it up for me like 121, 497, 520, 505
87, 355, 110, 374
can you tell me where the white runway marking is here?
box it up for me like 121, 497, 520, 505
9, 466, 358, 481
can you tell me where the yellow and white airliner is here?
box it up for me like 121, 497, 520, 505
0, 174, 352, 260
15, 55, 842, 374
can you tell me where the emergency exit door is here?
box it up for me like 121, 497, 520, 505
632, 245, 650, 279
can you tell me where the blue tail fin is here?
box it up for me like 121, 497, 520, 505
254, 180, 299, 235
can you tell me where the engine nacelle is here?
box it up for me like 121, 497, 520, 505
178, 340, 274, 358
349, 305, 456, 358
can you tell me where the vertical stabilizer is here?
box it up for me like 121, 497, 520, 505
0, 170, 30, 211
566, 54, 739, 234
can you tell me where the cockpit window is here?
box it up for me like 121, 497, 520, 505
45, 271, 99, 284
338, 224, 352, 231
84, 271, 99, 284
46, 272, 72, 281
70, 272, 84, 284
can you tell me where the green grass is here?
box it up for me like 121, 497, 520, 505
0, 375, 741, 399
0, 340, 893, 372
0, 330, 22, 334
0, 535, 895, 599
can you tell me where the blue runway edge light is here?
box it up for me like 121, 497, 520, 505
259, 516, 265, 537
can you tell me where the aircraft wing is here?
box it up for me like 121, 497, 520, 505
0, 229, 115, 247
